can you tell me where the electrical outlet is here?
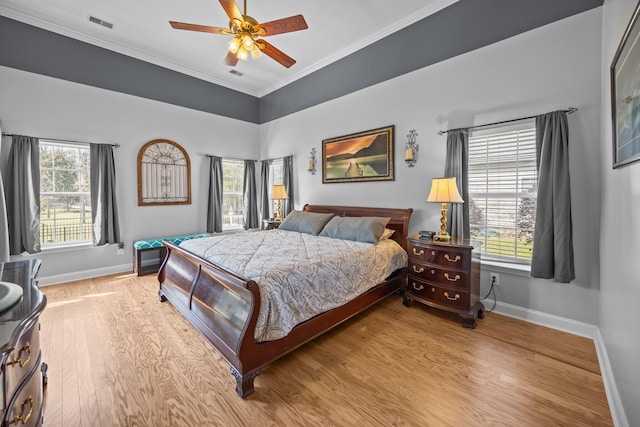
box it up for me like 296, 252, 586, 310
490, 272, 499, 287
117, 247, 124, 255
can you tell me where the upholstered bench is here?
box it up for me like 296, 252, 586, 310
133, 233, 210, 276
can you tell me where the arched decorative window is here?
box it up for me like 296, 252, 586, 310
137, 139, 191, 206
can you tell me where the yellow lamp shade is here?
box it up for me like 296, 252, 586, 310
270, 184, 288, 200
427, 177, 464, 203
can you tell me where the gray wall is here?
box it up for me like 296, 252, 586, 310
600, 0, 640, 425
260, 10, 603, 326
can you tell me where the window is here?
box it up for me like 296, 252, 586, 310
222, 159, 245, 230
269, 158, 284, 217
39, 141, 92, 246
468, 122, 537, 264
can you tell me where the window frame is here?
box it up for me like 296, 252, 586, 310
467, 121, 537, 265
221, 159, 246, 231
39, 140, 93, 248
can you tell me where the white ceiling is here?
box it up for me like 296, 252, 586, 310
0, 0, 458, 97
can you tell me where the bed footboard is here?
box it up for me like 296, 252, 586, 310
158, 241, 263, 396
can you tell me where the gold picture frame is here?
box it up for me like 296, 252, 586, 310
322, 125, 394, 183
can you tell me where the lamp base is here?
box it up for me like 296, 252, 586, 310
433, 232, 451, 242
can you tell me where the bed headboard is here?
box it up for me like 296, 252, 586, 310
302, 204, 413, 251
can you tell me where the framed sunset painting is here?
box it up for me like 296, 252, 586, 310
322, 125, 394, 183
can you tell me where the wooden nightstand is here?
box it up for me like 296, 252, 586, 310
404, 235, 484, 328
262, 219, 282, 230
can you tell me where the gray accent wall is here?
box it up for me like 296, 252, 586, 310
0, 16, 260, 124
260, 0, 604, 123
1, 0, 603, 125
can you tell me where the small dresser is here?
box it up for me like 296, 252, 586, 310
404, 235, 484, 328
0, 260, 46, 427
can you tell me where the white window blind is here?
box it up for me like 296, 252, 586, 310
468, 124, 537, 264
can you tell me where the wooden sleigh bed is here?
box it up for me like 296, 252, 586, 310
157, 204, 413, 397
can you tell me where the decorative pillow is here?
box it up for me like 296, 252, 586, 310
278, 210, 334, 235
380, 228, 395, 240
319, 216, 391, 244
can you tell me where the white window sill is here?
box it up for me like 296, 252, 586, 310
19, 242, 96, 256
481, 259, 531, 278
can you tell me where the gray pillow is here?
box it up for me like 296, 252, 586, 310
319, 216, 391, 244
278, 210, 334, 235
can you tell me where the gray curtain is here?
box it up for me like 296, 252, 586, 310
531, 111, 574, 282
243, 160, 259, 229
259, 160, 270, 220
444, 129, 470, 240
0, 170, 9, 262
5, 135, 40, 254
282, 155, 294, 216
207, 156, 223, 233
0, 129, 9, 261
90, 144, 120, 246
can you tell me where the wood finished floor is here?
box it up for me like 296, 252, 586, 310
39, 273, 612, 426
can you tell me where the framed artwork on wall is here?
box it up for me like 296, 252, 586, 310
611, 0, 640, 168
322, 125, 394, 183
137, 139, 191, 205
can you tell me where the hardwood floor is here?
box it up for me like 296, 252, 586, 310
39, 273, 612, 426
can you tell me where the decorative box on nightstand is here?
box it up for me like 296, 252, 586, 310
404, 235, 484, 328
262, 219, 282, 230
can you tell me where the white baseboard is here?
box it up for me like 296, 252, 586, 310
37, 263, 133, 287
484, 298, 628, 426
487, 299, 598, 338
593, 329, 630, 427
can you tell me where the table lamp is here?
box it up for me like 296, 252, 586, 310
427, 177, 464, 242
270, 184, 288, 222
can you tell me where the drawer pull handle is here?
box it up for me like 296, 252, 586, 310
444, 273, 461, 282
7, 343, 31, 368
412, 282, 424, 291
412, 248, 424, 256
432, 251, 436, 256
431, 287, 436, 292
11, 395, 33, 425
444, 254, 461, 263
444, 292, 461, 301
412, 265, 424, 273
431, 269, 435, 275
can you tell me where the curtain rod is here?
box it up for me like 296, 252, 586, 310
436, 107, 578, 135
205, 154, 257, 162
1, 132, 120, 148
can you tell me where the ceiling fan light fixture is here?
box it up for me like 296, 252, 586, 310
242, 34, 254, 49
237, 45, 249, 60
250, 46, 262, 59
228, 37, 240, 53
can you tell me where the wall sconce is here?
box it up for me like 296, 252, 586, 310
307, 147, 317, 174
405, 129, 419, 167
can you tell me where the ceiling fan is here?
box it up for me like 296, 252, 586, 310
169, 0, 308, 68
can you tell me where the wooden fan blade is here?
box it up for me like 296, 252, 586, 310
224, 51, 239, 66
169, 21, 230, 35
219, 0, 243, 22
255, 15, 308, 36
258, 40, 296, 68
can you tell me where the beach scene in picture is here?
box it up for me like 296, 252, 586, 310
324, 131, 390, 181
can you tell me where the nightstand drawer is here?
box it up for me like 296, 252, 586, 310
408, 280, 470, 310
407, 242, 470, 270
408, 262, 469, 288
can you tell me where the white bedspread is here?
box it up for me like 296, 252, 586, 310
180, 230, 407, 341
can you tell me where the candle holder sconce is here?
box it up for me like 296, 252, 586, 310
308, 147, 317, 174
405, 129, 419, 167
